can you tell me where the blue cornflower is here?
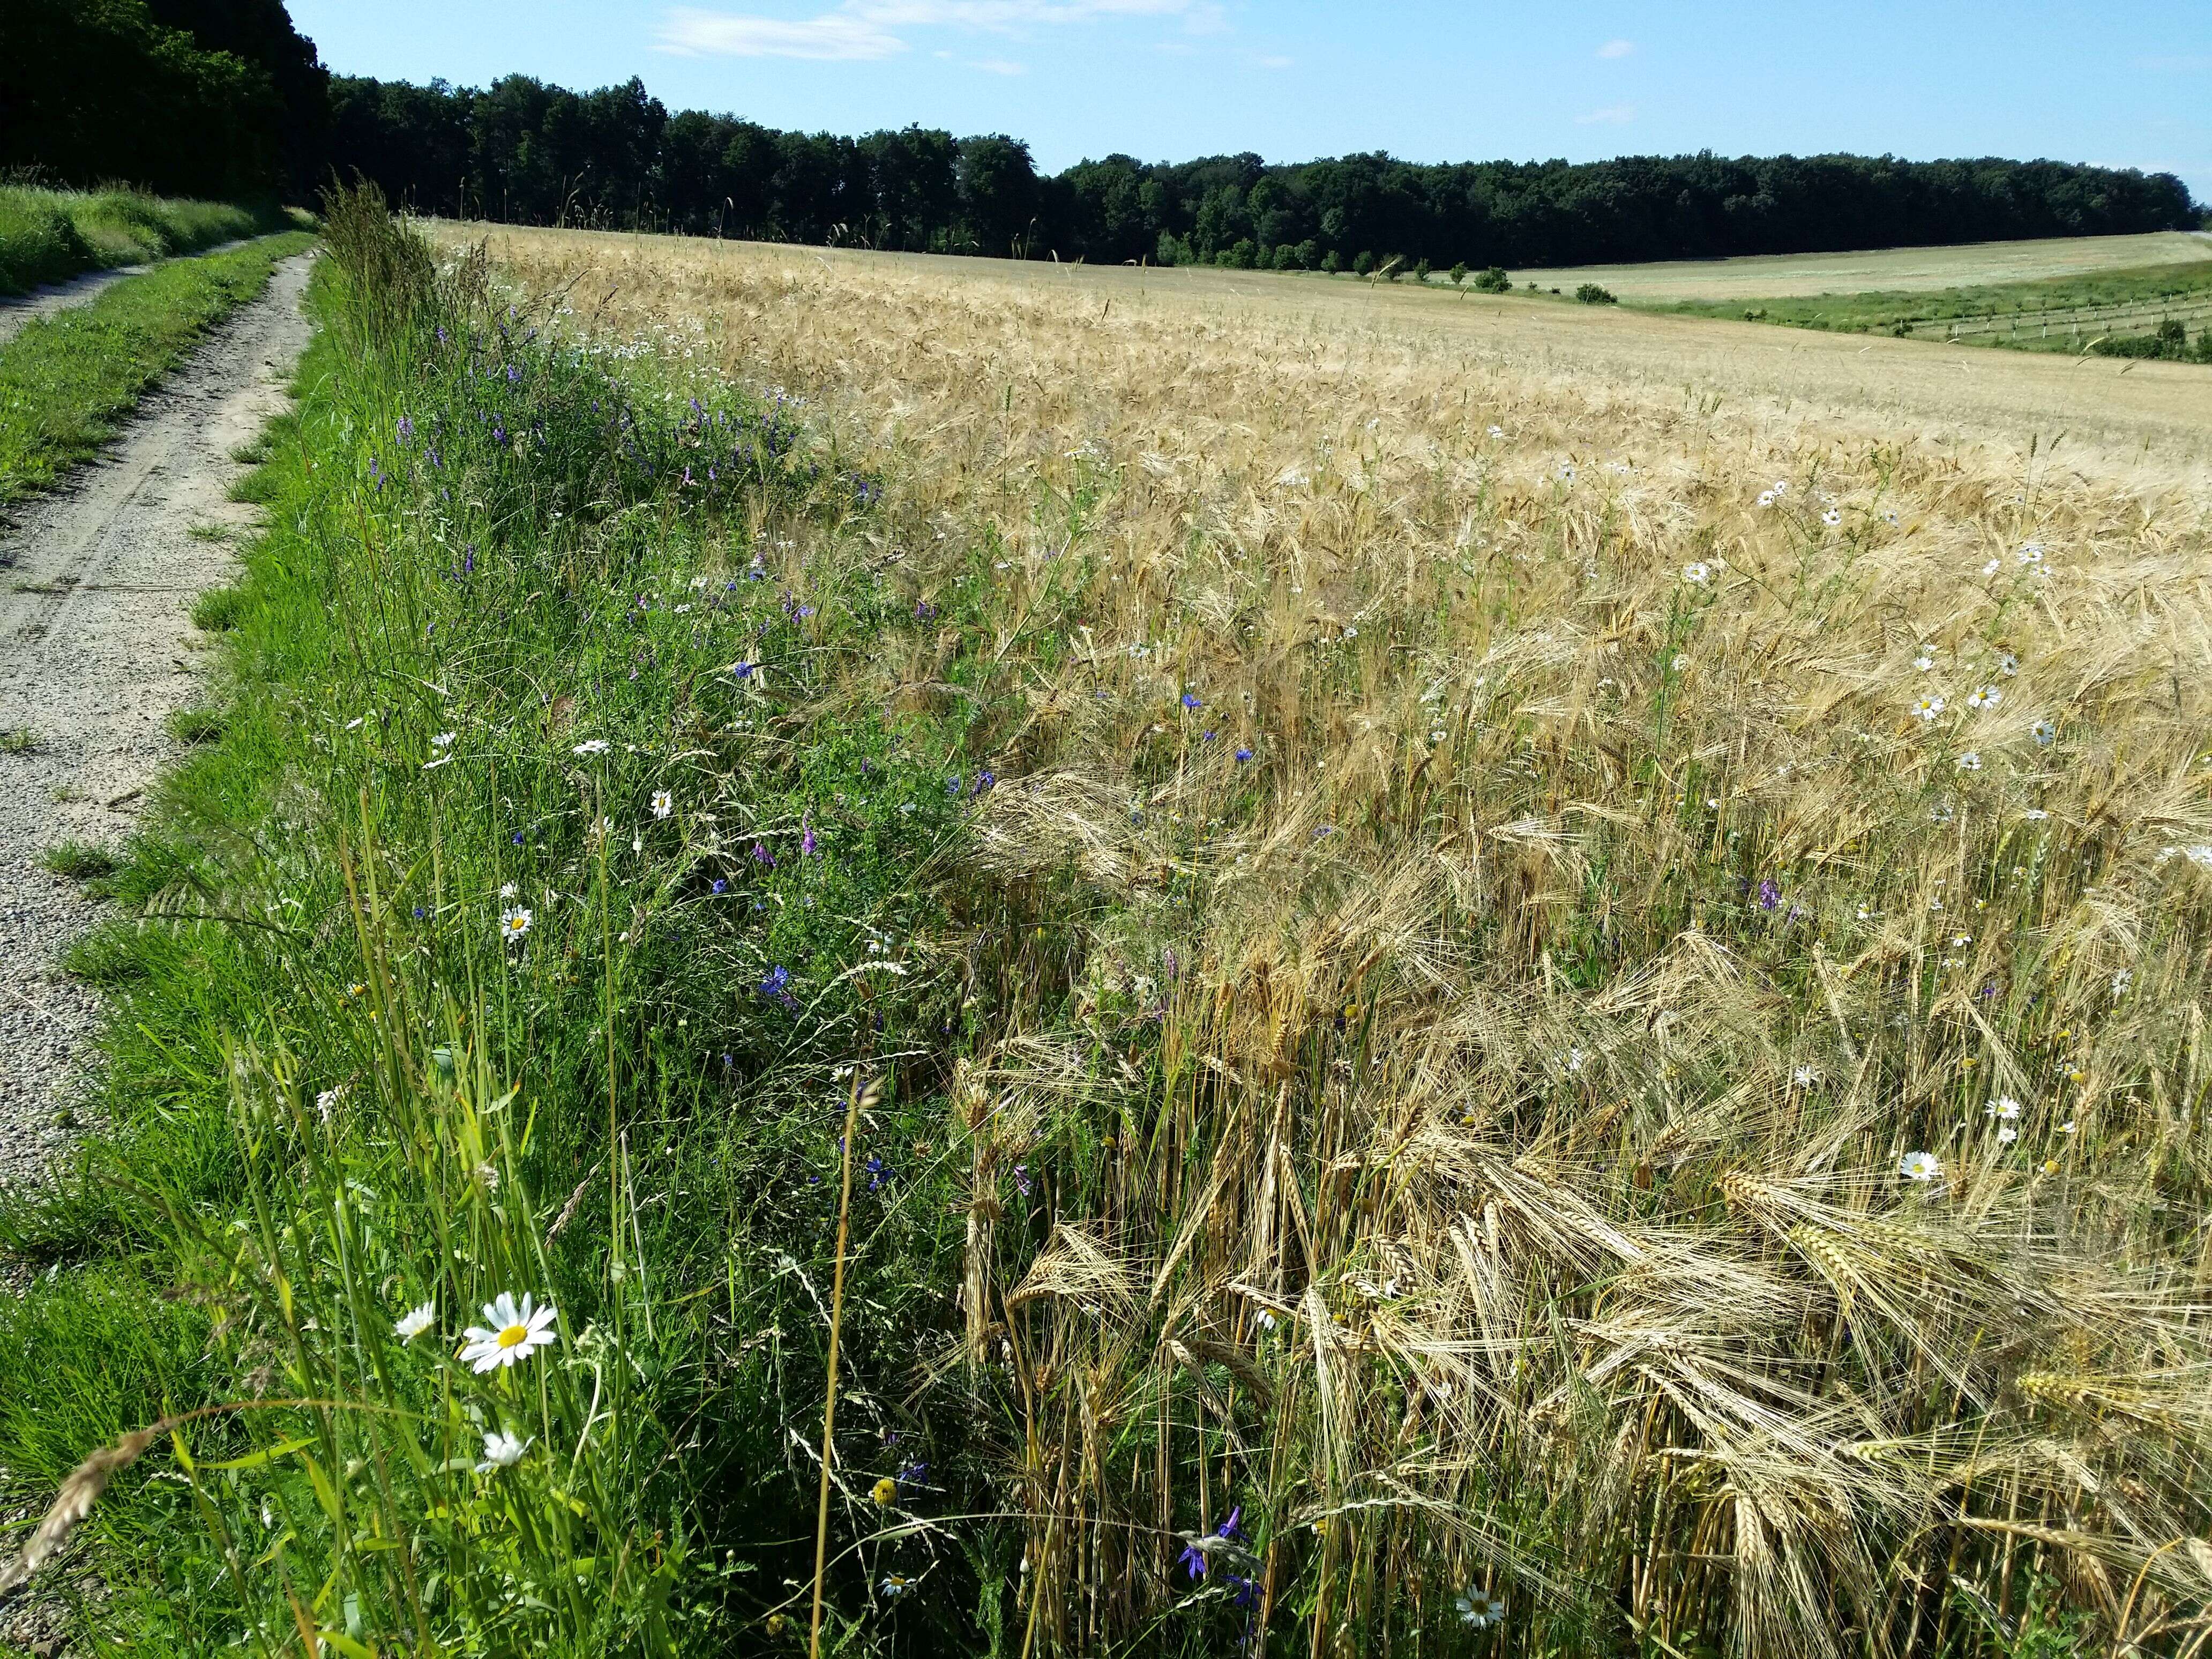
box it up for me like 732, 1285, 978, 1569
865, 1155, 891, 1191
1235, 748, 1254, 763
711, 878, 728, 894
1181, 692, 1202, 709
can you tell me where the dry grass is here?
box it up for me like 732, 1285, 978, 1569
458, 222, 2212, 1656
1511, 229, 2212, 302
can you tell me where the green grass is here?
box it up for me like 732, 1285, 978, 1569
0, 198, 980, 1656
0, 726, 35, 753
1655, 258, 2212, 351
0, 231, 315, 504
0, 185, 290, 297
40, 840, 119, 880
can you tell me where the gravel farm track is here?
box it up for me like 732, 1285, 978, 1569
0, 250, 313, 1198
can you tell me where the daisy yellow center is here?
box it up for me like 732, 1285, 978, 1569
498, 1322, 529, 1348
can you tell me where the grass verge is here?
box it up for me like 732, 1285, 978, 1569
0, 191, 975, 1656
0, 185, 294, 297
0, 232, 316, 504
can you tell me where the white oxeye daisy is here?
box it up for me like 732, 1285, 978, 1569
1956, 751, 1982, 772
1883, 508, 1899, 524
1557, 464, 1575, 483
1996, 1124, 2019, 1144
393, 1301, 435, 1342
572, 738, 609, 756
499, 881, 517, 899
1899, 1150, 1943, 1182
459, 1291, 559, 1373
2031, 718, 2055, 746
1773, 480, 1789, 495
1914, 650, 1935, 671
432, 731, 455, 749
652, 789, 674, 819
1822, 507, 1841, 526
2023, 808, 2049, 820
1966, 685, 2001, 711
2111, 969, 2132, 997
1682, 562, 1710, 585
1985, 1097, 2022, 1120
1757, 490, 1775, 508
1914, 695, 1945, 723
499, 905, 532, 941
1793, 1065, 1820, 1087
1457, 1588, 1506, 1628
1997, 651, 2019, 675
2016, 545, 2043, 565
1982, 558, 2000, 577
476, 1429, 529, 1472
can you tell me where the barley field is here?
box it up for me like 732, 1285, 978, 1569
1507, 228, 2212, 302
11, 200, 2212, 1658
432, 223, 2212, 1653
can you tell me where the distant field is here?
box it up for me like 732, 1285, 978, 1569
1504, 229, 2212, 301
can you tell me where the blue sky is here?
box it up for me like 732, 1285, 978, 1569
291, 1, 2212, 200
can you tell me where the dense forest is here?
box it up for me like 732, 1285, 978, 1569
1, 0, 2200, 268
0, 0, 327, 198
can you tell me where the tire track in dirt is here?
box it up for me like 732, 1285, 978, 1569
0, 250, 315, 1192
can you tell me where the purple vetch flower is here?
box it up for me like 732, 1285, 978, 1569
396, 416, 414, 444
947, 775, 963, 797
801, 819, 818, 857
1758, 879, 1782, 911
752, 840, 774, 868
1011, 1163, 1032, 1198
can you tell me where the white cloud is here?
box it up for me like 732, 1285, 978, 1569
1576, 103, 1636, 125
661, 0, 1208, 58
1596, 38, 1635, 58
969, 55, 1027, 72
659, 6, 903, 57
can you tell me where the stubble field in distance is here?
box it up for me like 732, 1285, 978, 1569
426, 220, 2212, 1655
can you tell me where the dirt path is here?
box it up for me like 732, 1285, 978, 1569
0, 250, 314, 1192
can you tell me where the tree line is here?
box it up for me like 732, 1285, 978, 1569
3, 0, 2200, 268
325, 74, 2204, 271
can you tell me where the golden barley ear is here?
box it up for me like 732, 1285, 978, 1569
0, 1420, 171, 1598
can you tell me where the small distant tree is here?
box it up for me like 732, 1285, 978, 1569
1320, 249, 1342, 273
1295, 238, 1319, 269
1474, 266, 1511, 293
1352, 250, 1374, 275
1449, 261, 1469, 288
1413, 257, 1431, 282
2155, 316, 2187, 357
